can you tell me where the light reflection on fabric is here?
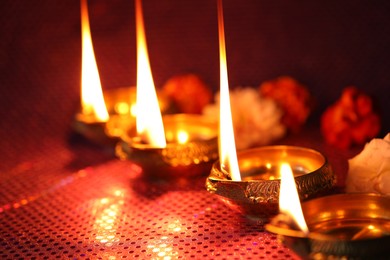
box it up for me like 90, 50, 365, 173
93, 189, 124, 246
146, 219, 184, 259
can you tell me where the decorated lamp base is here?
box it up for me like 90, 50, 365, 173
206, 146, 335, 220
116, 114, 219, 179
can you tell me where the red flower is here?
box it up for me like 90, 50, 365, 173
259, 76, 312, 132
321, 87, 381, 149
162, 74, 212, 114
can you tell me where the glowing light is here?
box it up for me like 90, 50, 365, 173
147, 236, 178, 259
100, 198, 109, 204
167, 220, 182, 232
217, 0, 241, 181
114, 190, 123, 196
135, 0, 166, 147
177, 130, 189, 144
80, 0, 109, 122
279, 163, 309, 234
93, 189, 124, 245
114, 102, 130, 115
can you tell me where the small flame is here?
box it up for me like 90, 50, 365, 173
135, 0, 166, 148
279, 163, 309, 234
217, 0, 241, 181
80, 0, 109, 122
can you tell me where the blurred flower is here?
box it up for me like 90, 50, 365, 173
162, 74, 212, 114
259, 76, 312, 132
346, 133, 390, 195
203, 87, 286, 150
321, 87, 381, 149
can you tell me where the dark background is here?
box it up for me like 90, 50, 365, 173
1, 0, 389, 166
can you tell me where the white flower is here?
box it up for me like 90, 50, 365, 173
202, 87, 286, 150
346, 133, 390, 195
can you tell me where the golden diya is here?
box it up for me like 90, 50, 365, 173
72, 0, 170, 146
205, 0, 334, 220
265, 165, 390, 259
115, 0, 218, 178
206, 146, 335, 220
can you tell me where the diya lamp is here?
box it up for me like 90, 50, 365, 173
205, 0, 335, 220
265, 165, 390, 259
115, 0, 218, 179
206, 146, 335, 220
73, 0, 170, 146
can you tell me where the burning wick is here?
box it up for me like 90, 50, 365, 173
217, 0, 241, 181
135, 0, 166, 148
279, 163, 309, 234
80, 0, 109, 122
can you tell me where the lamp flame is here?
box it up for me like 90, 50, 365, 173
135, 0, 166, 148
217, 0, 241, 181
279, 163, 309, 234
80, 0, 109, 122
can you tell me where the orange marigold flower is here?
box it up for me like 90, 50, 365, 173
259, 76, 312, 132
321, 86, 381, 149
162, 74, 212, 114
